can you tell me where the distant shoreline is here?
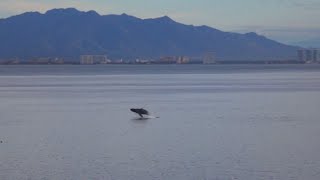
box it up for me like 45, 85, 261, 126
0, 61, 311, 65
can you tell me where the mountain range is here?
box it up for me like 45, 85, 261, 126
0, 8, 298, 61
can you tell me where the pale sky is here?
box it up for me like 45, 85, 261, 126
0, 0, 319, 45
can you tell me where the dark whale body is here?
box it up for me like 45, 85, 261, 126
130, 108, 149, 117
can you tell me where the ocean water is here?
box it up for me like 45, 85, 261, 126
0, 64, 320, 180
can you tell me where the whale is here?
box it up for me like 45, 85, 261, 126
130, 108, 149, 118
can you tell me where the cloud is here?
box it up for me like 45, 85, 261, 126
277, 0, 320, 10
291, 1, 320, 10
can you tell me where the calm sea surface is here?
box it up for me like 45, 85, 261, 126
1, 64, 320, 180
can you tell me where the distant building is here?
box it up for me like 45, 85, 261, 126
156, 56, 189, 64
8, 60, 20, 64
176, 56, 190, 64
113, 59, 124, 64
0, 58, 20, 65
297, 49, 305, 62
51, 58, 64, 64
135, 59, 150, 64
313, 49, 320, 63
297, 48, 320, 63
203, 52, 215, 64
80, 55, 109, 64
159, 56, 177, 64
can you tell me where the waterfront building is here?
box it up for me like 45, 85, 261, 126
159, 56, 177, 64
176, 56, 190, 64
80, 55, 109, 64
203, 52, 215, 64
297, 48, 320, 63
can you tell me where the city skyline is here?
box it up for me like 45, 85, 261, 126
0, 0, 319, 47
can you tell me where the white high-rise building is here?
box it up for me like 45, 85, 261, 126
297, 48, 320, 63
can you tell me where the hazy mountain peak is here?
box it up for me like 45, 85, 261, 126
119, 13, 138, 19
198, 25, 221, 32
45, 8, 83, 16
157, 15, 174, 22
159, 15, 172, 20
7, 11, 41, 20
106, 13, 141, 22
86, 10, 100, 16
144, 15, 175, 23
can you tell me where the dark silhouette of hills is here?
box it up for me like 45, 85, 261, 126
0, 8, 298, 61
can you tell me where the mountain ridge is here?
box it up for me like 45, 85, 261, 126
0, 8, 298, 61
